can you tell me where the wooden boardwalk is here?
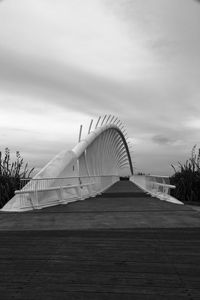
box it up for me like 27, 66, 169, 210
1, 180, 200, 299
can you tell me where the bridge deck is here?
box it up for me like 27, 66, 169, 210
1, 181, 200, 299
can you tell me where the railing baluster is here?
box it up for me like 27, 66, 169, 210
15, 175, 120, 210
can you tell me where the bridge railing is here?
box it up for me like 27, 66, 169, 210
145, 175, 175, 199
131, 174, 182, 204
14, 175, 119, 210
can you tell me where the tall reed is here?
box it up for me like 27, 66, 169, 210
0, 148, 34, 208
170, 145, 200, 203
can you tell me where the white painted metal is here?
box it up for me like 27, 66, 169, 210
78, 125, 83, 143
95, 116, 101, 128
2, 117, 133, 211
88, 119, 93, 134
131, 175, 182, 205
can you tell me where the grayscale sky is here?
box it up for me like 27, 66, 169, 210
0, 0, 200, 175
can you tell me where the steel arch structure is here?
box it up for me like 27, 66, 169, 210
75, 123, 133, 177
2, 116, 133, 211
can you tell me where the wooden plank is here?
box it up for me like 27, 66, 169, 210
0, 181, 200, 299
0, 229, 200, 299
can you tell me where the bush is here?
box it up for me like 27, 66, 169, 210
0, 148, 34, 208
170, 145, 200, 202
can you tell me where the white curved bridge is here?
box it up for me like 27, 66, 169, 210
3, 116, 133, 211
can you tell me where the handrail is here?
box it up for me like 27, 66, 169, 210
15, 182, 96, 194
131, 175, 183, 205
19, 175, 120, 181
4, 175, 120, 211
147, 175, 170, 178
149, 181, 176, 189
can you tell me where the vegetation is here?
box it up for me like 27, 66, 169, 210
137, 172, 146, 176
170, 145, 200, 203
0, 148, 34, 208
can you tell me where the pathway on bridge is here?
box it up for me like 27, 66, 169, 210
1, 181, 200, 299
1, 180, 200, 230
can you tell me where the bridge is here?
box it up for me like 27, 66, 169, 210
1, 115, 179, 211
1, 116, 200, 299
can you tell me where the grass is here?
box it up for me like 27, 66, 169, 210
0, 148, 34, 208
170, 145, 200, 203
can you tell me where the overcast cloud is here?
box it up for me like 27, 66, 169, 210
0, 0, 200, 175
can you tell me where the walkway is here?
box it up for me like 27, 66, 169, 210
0, 181, 200, 299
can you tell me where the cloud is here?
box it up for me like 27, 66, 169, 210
0, 0, 200, 175
0, 44, 161, 120
0, 43, 199, 161
0, 47, 115, 114
151, 135, 185, 147
0, 0, 152, 80
152, 135, 174, 145
185, 119, 200, 129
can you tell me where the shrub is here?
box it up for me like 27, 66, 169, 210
170, 145, 200, 202
0, 148, 34, 208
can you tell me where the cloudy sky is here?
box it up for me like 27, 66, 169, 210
0, 0, 200, 175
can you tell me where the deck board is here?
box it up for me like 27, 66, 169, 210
0, 181, 200, 299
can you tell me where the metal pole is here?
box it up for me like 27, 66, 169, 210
110, 115, 115, 124
95, 116, 101, 128
79, 125, 83, 142
116, 120, 121, 126
101, 114, 107, 126
106, 114, 111, 124
88, 119, 93, 134
113, 116, 118, 124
